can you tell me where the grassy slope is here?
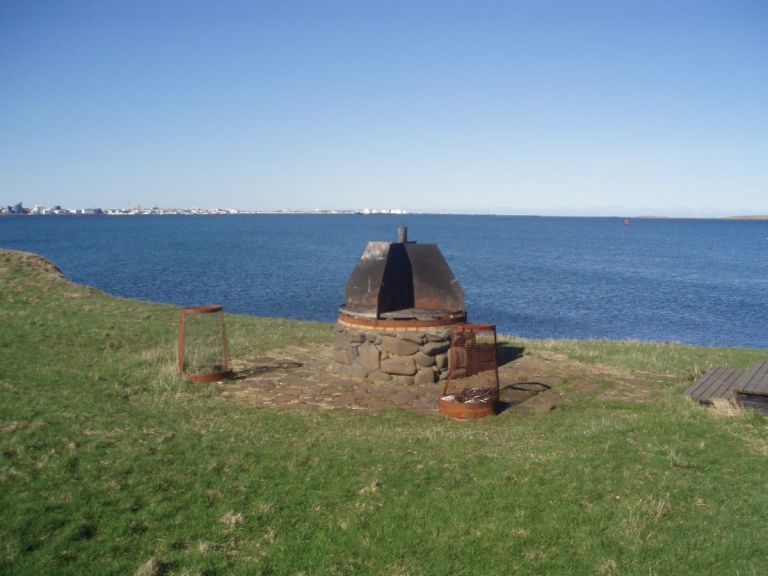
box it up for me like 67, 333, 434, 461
1, 249, 767, 576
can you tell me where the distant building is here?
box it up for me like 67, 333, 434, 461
14, 202, 24, 214
3, 202, 29, 214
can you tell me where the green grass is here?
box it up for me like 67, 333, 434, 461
503, 336, 765, 381
1, 249, 767, 575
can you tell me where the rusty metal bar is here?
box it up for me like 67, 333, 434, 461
338, 312, 466, 330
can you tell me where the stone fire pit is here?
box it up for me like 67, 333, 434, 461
333, 227, 465, 384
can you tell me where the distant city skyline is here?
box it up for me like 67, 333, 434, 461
0, 200, 412, 216
2, 1, 767, 217
4, 199, 767, 220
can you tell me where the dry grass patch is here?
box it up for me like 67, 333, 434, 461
219, 511, 245, 529
709, 399, 746, 418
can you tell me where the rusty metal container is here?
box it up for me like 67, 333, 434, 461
439, 324, 500, 418
177, 305, 232, 382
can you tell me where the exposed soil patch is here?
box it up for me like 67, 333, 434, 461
220, 343, 663, 415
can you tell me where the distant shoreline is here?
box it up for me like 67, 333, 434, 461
1, 211, 767, 220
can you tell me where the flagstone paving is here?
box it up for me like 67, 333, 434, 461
219, 343, 661, 415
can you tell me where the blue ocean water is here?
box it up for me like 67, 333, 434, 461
1, 214, 766, 348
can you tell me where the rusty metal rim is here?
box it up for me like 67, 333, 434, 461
337, 313, 466, 329
437, 397, 497, 419
181, 304, 223, 315
451, 322, 497, 332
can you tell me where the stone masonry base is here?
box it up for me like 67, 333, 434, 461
332, 322, 453, 385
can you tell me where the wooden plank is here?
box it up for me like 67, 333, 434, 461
685, 367, 723, 401
733, 362, 761, 392
709, 369, 743, 401
686, 367, 743, 403
686, 366, 723, 401
735, 360, 768, 394
701, 368, 740, 402
704, 368, 739, 400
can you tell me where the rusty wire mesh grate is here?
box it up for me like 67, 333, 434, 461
440, 324, 499, 417
178, 305, 232, 382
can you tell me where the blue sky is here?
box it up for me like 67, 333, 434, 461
1, 1, 766, 216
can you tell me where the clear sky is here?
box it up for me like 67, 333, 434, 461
1, 1, 766, 216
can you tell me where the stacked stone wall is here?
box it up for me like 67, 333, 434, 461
333, 323, 453, 385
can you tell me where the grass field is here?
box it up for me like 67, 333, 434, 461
1, 248, 767, 575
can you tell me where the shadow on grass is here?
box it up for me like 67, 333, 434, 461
497, 343, 525, 367
230, 361, 303, 380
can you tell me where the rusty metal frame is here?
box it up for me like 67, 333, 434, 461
439, 323, 499, 418
337, 311, 466, 330
178, 304, 232, 382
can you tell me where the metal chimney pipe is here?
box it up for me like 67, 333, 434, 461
398, 225, 408, 243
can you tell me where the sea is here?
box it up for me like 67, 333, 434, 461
1, 214, 766, 349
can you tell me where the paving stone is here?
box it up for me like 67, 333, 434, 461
333, 349, 352, 365
361, 398, 392, 411
346, 364, 370, 379
381, 336, 420, 356
336, 393, 364, 407
322, 383, 351, 395
245, 381, 275, 391
278, 387, 303, 398
517, 389, 560, 413
247, 356, 277, 364
381, 356, 417, 376
392, 389, 419, 403
281, 374, 311, 387
412, 397, 439, 413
